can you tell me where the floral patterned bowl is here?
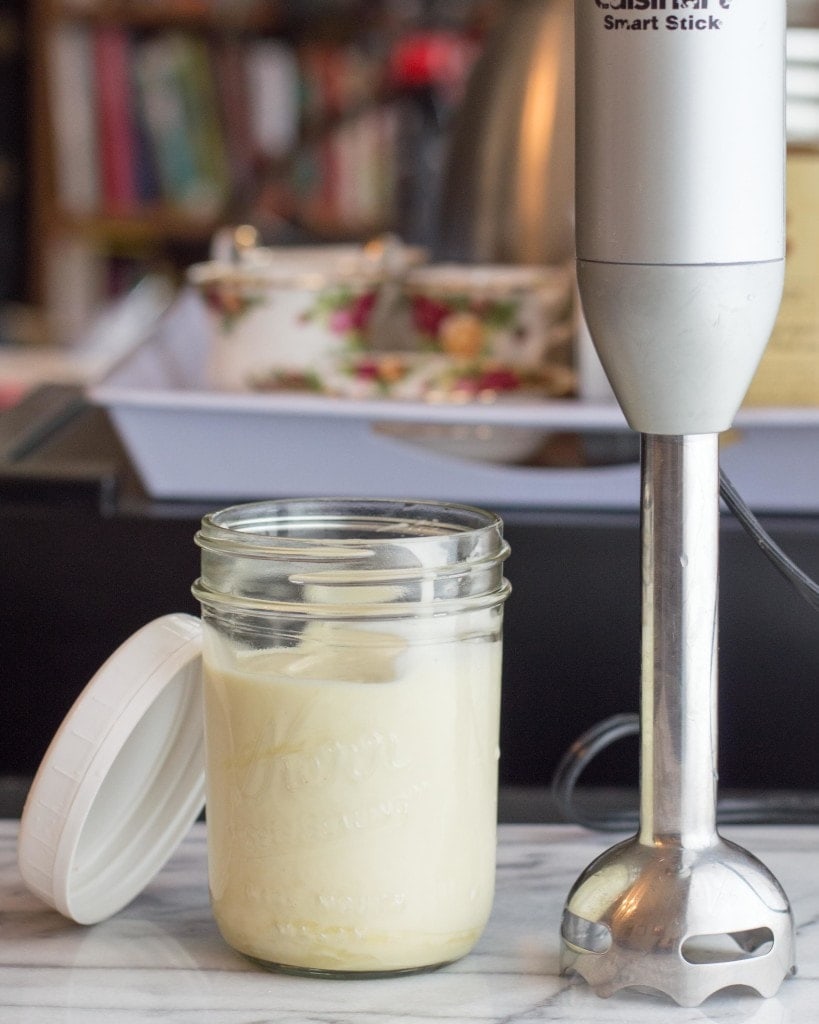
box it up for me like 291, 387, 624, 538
401, 263, 574, 369
252, 351, 576, 403
187, 240, 426, 391
251, 349, 577, 465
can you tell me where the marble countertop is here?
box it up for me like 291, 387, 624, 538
3, 818, 819, 1023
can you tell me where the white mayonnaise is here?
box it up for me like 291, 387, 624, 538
202, 623, 501, 973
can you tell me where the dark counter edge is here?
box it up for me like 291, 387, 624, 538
5, 777, 819, 827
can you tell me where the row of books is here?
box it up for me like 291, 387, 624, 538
48, 22, 399, 229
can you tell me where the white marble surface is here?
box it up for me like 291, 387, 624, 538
3, 818, 819, 1022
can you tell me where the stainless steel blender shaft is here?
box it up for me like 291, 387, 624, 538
559, 434, 796, 1006
640, 433, 719, 845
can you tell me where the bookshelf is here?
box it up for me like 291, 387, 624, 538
29, 0, 495, 344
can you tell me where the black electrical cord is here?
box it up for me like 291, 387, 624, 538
551, 469, 819, 831
719, 468, 819, 614
550, 713, 640, 831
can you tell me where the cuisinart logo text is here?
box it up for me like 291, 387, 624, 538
595, 0, 733, 32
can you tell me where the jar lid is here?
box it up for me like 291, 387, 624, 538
17, 614, 205, 925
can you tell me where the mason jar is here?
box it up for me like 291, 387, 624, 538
191, 498, 511, 977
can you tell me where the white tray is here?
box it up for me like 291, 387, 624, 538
89, 289, 819, 511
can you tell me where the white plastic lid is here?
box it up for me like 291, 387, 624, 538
17, 614, 205, 925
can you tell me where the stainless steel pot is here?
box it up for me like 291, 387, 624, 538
435, 0, 575, 265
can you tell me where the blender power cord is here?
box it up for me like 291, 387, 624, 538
719, 469, 819, 614
551, 469, 819, 831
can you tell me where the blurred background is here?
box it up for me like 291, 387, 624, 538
2, 0, 819, 820
11, 0, 566, 347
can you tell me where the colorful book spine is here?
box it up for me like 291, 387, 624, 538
48, 22, 100, 215
173, 34, 231, 213
244, 38, 300, 162
94, 25, 139, 214
131, 32, 205, 212
211, 37, 255, 206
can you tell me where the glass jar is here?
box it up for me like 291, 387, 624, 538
192, 498, 511, 977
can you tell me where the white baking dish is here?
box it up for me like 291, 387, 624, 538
88, 288, 819, 512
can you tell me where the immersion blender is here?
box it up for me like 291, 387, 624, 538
560, 0, 796, 1006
